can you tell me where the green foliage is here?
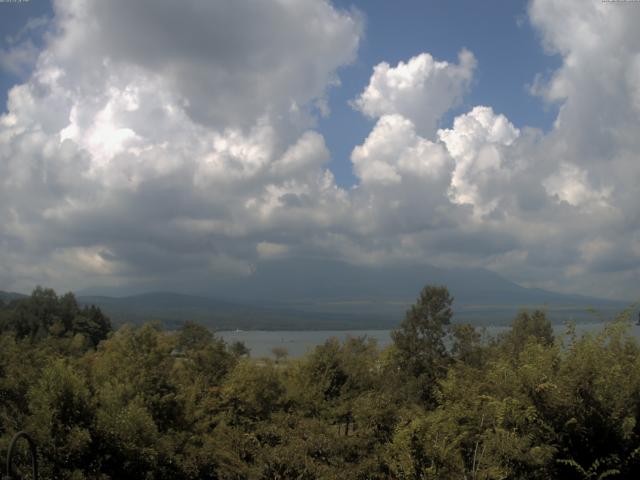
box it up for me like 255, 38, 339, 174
1, 285, 640, 479
451, 323, 486, 368
222, 360, 285, 423
498, 309, 554, 357
391, 285, 453, 405
177, 320, 214, 350
229, 340, 251, 358
271, 346, 288, 363
27, 360, 94, 479
0, 287, 111, 347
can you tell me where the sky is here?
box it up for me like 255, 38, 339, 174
0, 0, 639, 301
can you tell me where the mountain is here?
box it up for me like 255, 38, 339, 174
73, 258, 630, 329
201, 257, 622, 307
0, 290, 27, 303
76, 292, 392, 330
200, 258, 625, 314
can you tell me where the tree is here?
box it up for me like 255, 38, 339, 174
178, 321, 213, 351
229, 340, 250, 358
451, 323, 486, 368
0, 288, 111, 347
222, 360, 285, 424
271, 346, 288, 363
27, 360, 94, 479
499, 309, 554, 357
391, 285, 453, 405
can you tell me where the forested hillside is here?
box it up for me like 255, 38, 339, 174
1, 287, 640, 479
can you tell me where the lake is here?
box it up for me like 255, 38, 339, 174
218, 322, 640, 358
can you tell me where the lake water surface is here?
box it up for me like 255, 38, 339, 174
218, 322, 640, 358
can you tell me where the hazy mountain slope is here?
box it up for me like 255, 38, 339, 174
204, 258, 625, 309
76, 292, 393, 330
69, 258, 631, 329
6, 258, 630, 329
0, 291, 27, 302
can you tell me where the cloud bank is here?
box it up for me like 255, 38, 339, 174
1, 0, 639, 300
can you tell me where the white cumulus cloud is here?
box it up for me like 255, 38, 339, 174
2, 0, 640, 300
353, 49, 476, 137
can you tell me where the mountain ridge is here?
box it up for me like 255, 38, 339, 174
2, 259, 631, 329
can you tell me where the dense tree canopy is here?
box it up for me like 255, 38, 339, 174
1, 287, 639, 479
0, 287, 111, 346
